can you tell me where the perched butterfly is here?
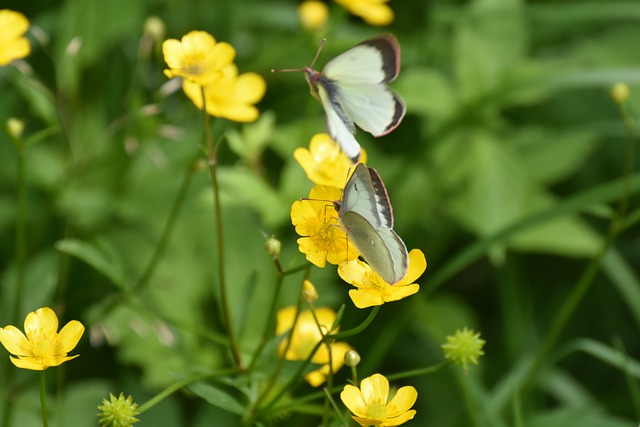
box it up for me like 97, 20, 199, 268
336, 163, 408, 284
274, 34, 405, 162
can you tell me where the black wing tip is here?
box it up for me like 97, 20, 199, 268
359, 33, 401, 82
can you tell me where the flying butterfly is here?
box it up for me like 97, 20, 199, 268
273, 34, 406, 162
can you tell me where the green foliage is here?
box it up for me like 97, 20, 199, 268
1, 0, 640, 426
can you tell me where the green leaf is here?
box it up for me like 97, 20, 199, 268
216, 165, 290, 228
188, 382, 245, 415
56, 238, 130, 290
226, 111, 276, 164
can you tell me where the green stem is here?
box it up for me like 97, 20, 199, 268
386, 360, 449, 381
250, 279, 307, 419
137, 370, 234, 413
40, 371, 49, 427
134, 152, 200, 293
522, 89, 636, 390
13, 137, 26, 324
200, 87, 242, 369
248, 271, 285, 372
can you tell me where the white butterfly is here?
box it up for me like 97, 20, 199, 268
275, 34, 406, 162
336, 163, 408, 284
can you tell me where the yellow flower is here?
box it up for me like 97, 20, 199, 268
298, 0, 329, 31
333, 0, 394, 26
0, 307, 84, 370
340, 373, 417, 426
338, 249, 426, 309
291, 185, 359, 267
276, 306, 351, 386
442, 327, 486, 371
182, 63, 266, 122
162, 30, 235, 85
294, 133, 367, 187
0, 9, 31, 66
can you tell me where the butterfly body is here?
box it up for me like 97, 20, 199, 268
336, 164, 408, 284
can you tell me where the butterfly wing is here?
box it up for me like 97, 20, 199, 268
323, 34, 401, 85
341, 163, 383, 228
340, 211, 408, 284
323, 34, 404, 136
315, 81, 361, 162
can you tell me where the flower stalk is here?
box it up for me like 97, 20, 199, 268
201, 87, 243, 370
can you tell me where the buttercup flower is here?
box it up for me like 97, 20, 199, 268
294, 133, 367, 187
276, 306, 352, 386
341, 373, 417, 426
182, 63, 266, 122
163, 31, 235, 85
291, 185, 359, 267
299, 0, 329, 31
442, 327, 486, 371
338, 249, 426, 309
333, 0, 394, 26
98, 393, 140, 427
0, 307, 84, 370
0, 9, 31, 66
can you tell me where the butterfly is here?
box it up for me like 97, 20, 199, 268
336, 163, 408, 284
274, 34, 405, 162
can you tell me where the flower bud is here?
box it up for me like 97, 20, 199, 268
6, 118, 24, 139
264, 236, 282, 259
344, 349, 361, 367
301, 279, 318, 303
611, 82, 630, 104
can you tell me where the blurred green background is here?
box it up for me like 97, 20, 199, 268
1, 0, 640, 425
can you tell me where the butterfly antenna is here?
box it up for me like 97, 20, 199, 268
271, 67, 305, 73
309, 38, 326, 69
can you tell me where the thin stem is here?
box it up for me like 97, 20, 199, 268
200, 87, 242, 369
137, 370, 235, 413
13, 137, 26, 324
248, 269, 287, 372
40, 371, 49, 427
386, 361, 449, 381
522, 88, 636, 390
250, 279, 307, 418
134, 152, 200, 293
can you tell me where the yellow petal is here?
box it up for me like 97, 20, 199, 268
10, 355, 45, 371
56, 320, 84, 354
395, 249, 426, 286
382, 284, 420, 303
297, 236, 328, 268
0, 10, 29, 39
360, 373, 389, 404
380, 410, 416, 426
0, 325, 32, 356
161, 38, 184, 70
208, 41, 236, 71
386, 385, 418, 417
349, 289, 386, 309
341, 385, 366, 415
24, 307, 59, 343
275, 306, 298, 336
234, 72, 266, 103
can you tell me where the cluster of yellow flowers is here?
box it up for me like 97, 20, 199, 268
291, 133, 427, 308
162, 31, 266, 122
